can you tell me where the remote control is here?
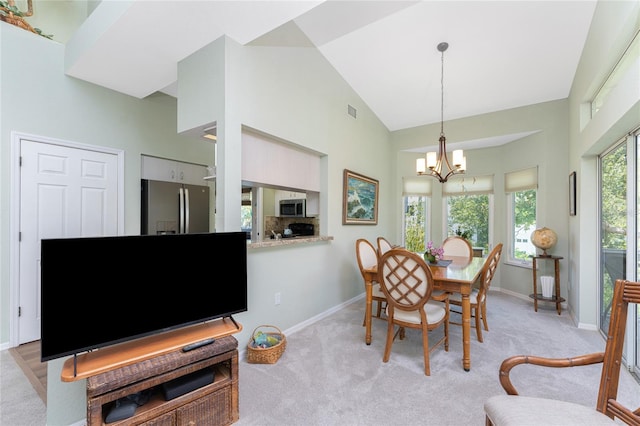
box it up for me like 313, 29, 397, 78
182, 338, 215, 352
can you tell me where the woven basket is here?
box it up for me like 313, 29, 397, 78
247, 325, 286, 364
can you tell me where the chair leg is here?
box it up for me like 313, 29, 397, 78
444, 314, 449, 351
475, 306, 483, 343
481, 301, 489, 331
421, 324, 431, 376
382, 321, 396, 363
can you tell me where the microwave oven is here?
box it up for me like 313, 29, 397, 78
280, 199, 306, 217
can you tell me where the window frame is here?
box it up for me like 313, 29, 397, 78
442, 192, 493, 254
401, 194, 430, 252
505, 189, 537, 268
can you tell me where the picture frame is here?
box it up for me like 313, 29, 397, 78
343, 169, 379, 225
569, 171, 576, 216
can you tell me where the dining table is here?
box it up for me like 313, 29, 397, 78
363, 255, 485, 372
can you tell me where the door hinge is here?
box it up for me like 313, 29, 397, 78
18, 231, 21, 242
18, 306, 21, 317
19, 156, 22, 167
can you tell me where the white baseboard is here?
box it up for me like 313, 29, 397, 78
239, 293, 363, 361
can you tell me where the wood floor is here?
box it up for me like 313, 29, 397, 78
9, 340, 47, 404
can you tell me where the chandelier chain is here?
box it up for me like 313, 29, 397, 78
440, 46, 444, 137
415, 41, 466, 183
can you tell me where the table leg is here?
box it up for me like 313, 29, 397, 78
461, 293, 471, 371
532, 258, 538, 312
554, 258, 561, 315
365, 280, 372, 345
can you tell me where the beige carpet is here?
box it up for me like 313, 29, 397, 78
0, 348, 46, 425
234, 292, 640, 425
2, 291, 640, 425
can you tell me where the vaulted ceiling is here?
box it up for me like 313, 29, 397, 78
65, 1, 597, 149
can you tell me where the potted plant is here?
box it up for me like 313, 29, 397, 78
455, 226, 471, 240
424, 241, 444, 264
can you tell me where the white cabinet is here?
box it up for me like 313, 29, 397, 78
142, 155, 208, 186
274, 190, 306, 203
306, 192, 319, 216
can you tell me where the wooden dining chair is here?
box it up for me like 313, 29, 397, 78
376, 236, 394, 256
441, 236, 473, 261
377, 248, 449, 376
355, 238, 387, 321
449, 243, 503, 342
484, 279, 640, 425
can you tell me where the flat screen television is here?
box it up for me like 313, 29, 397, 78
40, 232, 248, 362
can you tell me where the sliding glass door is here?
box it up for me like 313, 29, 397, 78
599, 142, 627, 335
599, 131, 640, 378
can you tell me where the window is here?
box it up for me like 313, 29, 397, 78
402, 177, 431, 252
599, 140, 629, 337
508, 190, 537, 261
241, 187, 252, 240
404, 196, 428, 252
505, 167, 538, 265
591, 30, 639, 118
443, 175, 493, 252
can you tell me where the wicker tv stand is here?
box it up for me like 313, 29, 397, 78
61, 319, 241, 426
85, 334, 238, 425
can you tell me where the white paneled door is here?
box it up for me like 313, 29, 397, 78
18, 139, 119, 344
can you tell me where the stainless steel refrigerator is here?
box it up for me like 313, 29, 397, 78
141, 179, 210, 234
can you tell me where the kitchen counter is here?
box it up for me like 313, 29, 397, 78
248, 235, 333, 249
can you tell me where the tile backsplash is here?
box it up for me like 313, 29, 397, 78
264, 216, 318, 237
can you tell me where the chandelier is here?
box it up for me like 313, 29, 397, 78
416, 42, 466, 183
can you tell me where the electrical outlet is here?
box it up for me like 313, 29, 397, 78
275, 292, 281, 305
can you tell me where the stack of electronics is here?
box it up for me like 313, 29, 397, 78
104, 368, 216, 423
105, 390, 152, 423
162, 367, 215, 401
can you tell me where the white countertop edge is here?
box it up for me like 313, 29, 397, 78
248, 236, 334, 249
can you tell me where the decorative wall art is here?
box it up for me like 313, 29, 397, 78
569, 171, 576, 216
343, 169, 379, 225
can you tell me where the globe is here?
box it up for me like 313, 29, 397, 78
530, 227, 558, 257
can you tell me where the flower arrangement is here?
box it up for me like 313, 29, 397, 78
424, 241, 444, 263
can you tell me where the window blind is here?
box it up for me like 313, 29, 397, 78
504, 166, 538, 192
443, 175, 494, 196
402, 177, 432, 196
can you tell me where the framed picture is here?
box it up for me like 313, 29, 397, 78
343, 169, 379, 225
569, 171, 576, 216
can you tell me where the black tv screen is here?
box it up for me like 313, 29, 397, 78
40, 232, 248, 362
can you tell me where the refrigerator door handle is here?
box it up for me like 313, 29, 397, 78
184, 188, 190, 234
179, 187, 185, 233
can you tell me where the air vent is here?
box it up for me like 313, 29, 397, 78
348, 104, 357, 119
